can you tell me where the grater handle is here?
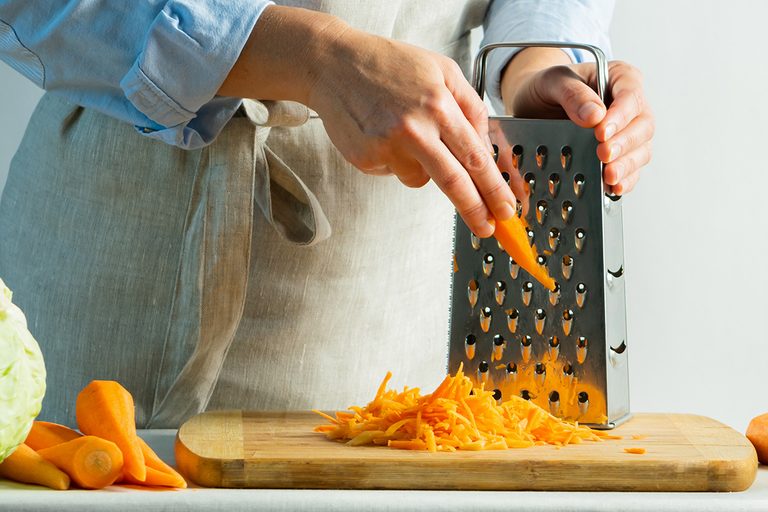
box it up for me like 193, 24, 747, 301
472, 42, 609, 104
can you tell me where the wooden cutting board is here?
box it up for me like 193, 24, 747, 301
175, 410, 757, 492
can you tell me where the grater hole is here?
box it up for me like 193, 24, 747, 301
524, 172, 536, 195
493, 334, 505, 346
548, 174, 561, 198
492, 389, 502, 401
574, 174, 586, 197
494, 280, 506, 306
479, 360, 489, 373
549, 336, 559, 348
576, 336, 588, 364
534, 308, 546, 335
536, 200, 548, 225
480, 306, 492, 333
578, 391, 589, 403
536, 254, 547, 266
561, 200, 574, 224
548, 227, 560, 252
574, 229, 586, 252
521, 281, 533, 306
492, 334, 505, 361
482, 253, 494, 277
512, 145, 523, 170
467, 279, 479, 308
562, 255, 574, 280
576, 283, 587, 308
492, 144, 499, 163
506, 308, 519, 333
506, 362, 517, 374
577, 336, 587, 348
535, 145, 548, 169
465, 333, 477, 360
535, 362, 546, 374
549, 390, 560, 403
509, 257, 520, 279
526, 227, 535, 246
520, 390, 532, 400
560, 146, 572, 170
562, 309, 574, 336
549, 282, 561, 306
470, 232, 481, 250
501, 171, 510, 183
563, 363, 574, 376
611, 340, 627, 354
521, 335, 532, 347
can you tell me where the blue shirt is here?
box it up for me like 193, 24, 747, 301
0, 0, 612, 150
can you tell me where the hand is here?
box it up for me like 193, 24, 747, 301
305, 25, 516, 237
221, 6, 516, 237
501, 49, 654, 195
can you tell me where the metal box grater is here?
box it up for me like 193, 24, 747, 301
448, 42, 630, 428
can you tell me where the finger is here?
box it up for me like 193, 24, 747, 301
596, 63, 645, 142
365, 165, 395, 177
614, 166, 642, 195
389, 154, 430, 188
441, 59, 492, 152
603, 141, 652, 189
437, 99, 517, 222
534, 65, 607, 127
411, 137, 494, 238
597, 111, 655, 163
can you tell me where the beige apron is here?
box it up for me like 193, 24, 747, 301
0, 0, 490, 428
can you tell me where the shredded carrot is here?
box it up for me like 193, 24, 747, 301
631, 434, 647, 440
313, 364, 604, 452
624, 447, 646, 455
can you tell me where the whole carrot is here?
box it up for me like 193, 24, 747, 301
0, 443, 70, 490
76, 380, 145, 482
25, 421, 82, 451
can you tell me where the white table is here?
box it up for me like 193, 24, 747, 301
1, 430, 766, 512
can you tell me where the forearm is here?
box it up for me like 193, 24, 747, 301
499, 48, 571, 115
218, 5, 347, 106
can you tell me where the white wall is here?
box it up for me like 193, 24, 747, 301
0, 1, 765, 432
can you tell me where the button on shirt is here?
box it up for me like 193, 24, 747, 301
0, 0, 613, 150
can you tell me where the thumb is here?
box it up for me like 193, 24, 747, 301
536, 66, 607, 128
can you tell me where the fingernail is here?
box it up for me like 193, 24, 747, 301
604, 123, 617, 140
486, 217, 496, 234
608, 143, 622, 161
498, 201, 516, 221
578, 102, 602, 122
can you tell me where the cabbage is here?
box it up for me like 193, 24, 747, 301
0, 278, 46, 463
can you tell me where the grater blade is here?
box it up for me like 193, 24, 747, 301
447, 43, 630, 429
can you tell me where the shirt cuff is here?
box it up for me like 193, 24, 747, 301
120, 0, 273, 148
481, 0, 614, 115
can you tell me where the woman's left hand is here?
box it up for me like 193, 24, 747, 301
502, 51, 654, 195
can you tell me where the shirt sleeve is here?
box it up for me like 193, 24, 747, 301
481, 0, 615, 114
0, 0, 273, 149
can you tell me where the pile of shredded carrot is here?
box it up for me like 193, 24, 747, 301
313, 364, 611, 452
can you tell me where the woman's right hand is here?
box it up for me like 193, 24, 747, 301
220, 7, 515, 238
305, 24, 516, 238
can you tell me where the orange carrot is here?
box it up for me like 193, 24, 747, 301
624, 447, 646, 455
121, 466, 186, 488
127, 438, 186, 488
0, 443, 70, 490
314, 364, 602, 452
25, 421, 82, 451
38, 436, 123, 489
76, 380, 145, 482
493, 215, 556, 290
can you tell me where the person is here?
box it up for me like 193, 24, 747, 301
0, 0, 653, 428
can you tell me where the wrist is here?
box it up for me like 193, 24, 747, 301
219, 6, 348, 105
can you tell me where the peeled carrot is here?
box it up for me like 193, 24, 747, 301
76, 380, 145, 482
0, 443, 70, 490
493, 215, 556, 290
494, 216, 556, 291
314, 364, 604, 452
25, 421, 82, 451
38, 436, 123, 489
119, 438, 186, 488
746, 413, 768, 465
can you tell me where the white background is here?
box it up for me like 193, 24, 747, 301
0, 1, 766, 433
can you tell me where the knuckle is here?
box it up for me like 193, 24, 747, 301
438, 169, 467, 197
461, 145, 492, 174
461, 199, 487, 220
